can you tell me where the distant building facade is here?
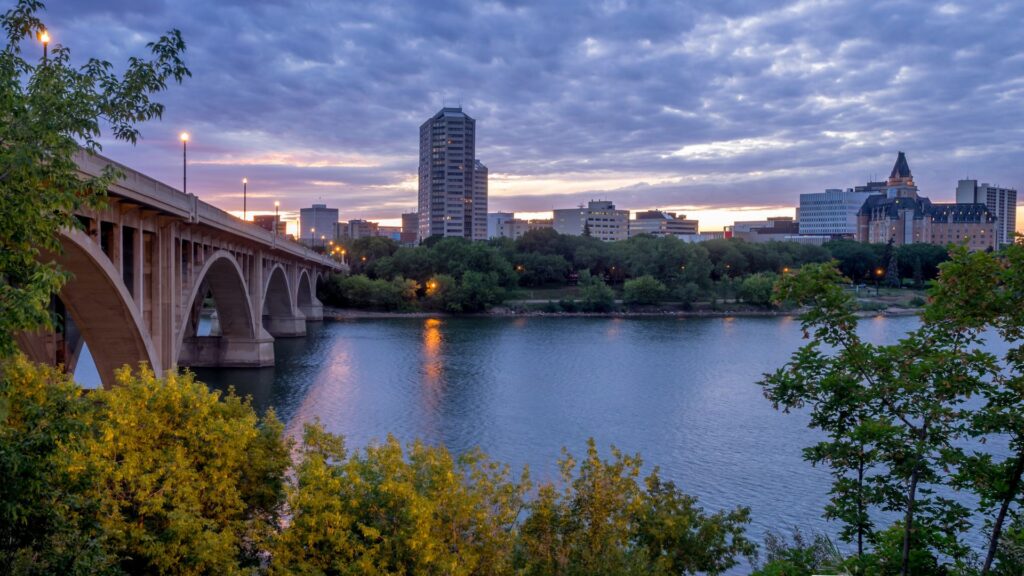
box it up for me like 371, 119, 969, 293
728, 217, 800, 243
417, 107, 486, 241
629, 210, 698, 238
857, 152, 997, 251
400, 212, 419, 246
487, 212, 515, 239
553, 200, 629, 241
253, 214, 287, 235
956, 179, 1017, 246
798, 188, 877, 237
339, 219, 379, 240
299, 203, 338, 245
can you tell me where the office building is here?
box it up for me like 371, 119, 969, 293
798, 188, 877, 237
417, 107, 486, 241
629, 210, 698, 238
956, 179, 1017, 246
401, 212, 419, 246
338, 219, 379, 240
253, 214, 287, 236
472, 160, 489, 240
728, 217, 801, 243
299, 203, 338, 246
553, 200, 629, 241
488, 212, 515, 239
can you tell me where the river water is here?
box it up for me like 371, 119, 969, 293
191, 313, 1013, 567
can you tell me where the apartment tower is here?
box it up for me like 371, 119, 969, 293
417, 107, 486, 241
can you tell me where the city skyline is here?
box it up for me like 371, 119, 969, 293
40, 0, 1024, 232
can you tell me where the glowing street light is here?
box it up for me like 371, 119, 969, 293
242, 177, 248, 221
178, 132, 190, 194
39, 29, 50, 61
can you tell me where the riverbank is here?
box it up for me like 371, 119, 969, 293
322, 305, 923, 320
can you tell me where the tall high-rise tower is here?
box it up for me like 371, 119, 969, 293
418, 107, 486, 241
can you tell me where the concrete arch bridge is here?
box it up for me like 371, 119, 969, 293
17, 152, 345, 388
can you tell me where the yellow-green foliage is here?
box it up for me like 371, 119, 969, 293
2, 357, 754, 576
272, 427, 529, 575
85, 366, 290, 575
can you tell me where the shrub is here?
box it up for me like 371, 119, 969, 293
578, 272, 616, 312
623, 275, 668, 306
737, 272, 777, 307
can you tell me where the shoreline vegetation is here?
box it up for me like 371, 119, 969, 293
324, 303, 925, 320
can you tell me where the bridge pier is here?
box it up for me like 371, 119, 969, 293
178, 328, 275, 368
263, 311, 307, 337
300, 297, 324, 322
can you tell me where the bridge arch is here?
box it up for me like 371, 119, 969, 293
17, 227, 159, 388
262, 263, 305, 337
296, 269, 323, 321
176, 250, 273, 367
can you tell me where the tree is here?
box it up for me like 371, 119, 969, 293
762, 262, 991, 575
926, 243, 1024, 574
622, 275, 667, 306
578, 271, 616, 312
273, 425, 530, 576
87, 366, 290, 574
0, 356, 115, 574
0, 0, 190, 357
517, 439, 754, 575
737, 272, 776, 307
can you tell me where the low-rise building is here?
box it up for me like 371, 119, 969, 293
728, 217, 799, 243
487, 212, 515, 239
553, 200, 629, 241
629, 210, 698, 238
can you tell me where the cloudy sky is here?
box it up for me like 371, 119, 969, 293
39, 0, 1024, 231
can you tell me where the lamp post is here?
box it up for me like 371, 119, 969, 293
179, 132, 190, 194
39, 29, 49, 62
310, 227, 315, 248
242, 178, 248, 221
321, 234, 326, 250
273, 201, 280, 247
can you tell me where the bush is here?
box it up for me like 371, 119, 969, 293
578, 272, 616, 312
623, 275, 668, 306
0, 358, 289, 574
751, 529, 843, 576
737, 272, 777, 307
324, 274, 419, 311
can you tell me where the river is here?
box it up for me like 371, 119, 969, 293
187, 313, 1010, 568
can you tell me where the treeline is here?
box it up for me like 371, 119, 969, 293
1, 358, 755, 575
322, 231, 950, 312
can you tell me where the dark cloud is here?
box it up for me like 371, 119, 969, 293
38, 0, 1024, 228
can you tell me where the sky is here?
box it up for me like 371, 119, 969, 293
37, 0, 1024, 232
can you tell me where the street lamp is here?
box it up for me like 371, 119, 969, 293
310, 227, 315, 248
39, 29, 49, 61
179, 132, 190, 194
321, 234, 326, 250
242, 177, 248, 221
273, 201, 280, 246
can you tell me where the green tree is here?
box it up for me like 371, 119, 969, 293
762, 262, 991, 575
622, 275, 667, 306
578, 271, 616, 312
927, 243, 1024, 574
737, 272, 777, 307
0, 0, 190, 357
